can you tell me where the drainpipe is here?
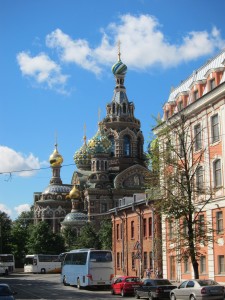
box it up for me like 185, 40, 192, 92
115, 208, 125, 274
132, 201, 142, 278
145, 199, 155, 276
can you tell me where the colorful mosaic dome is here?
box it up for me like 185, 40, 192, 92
88, 126, 112, 155
73, 136, 92, 168
112, 59, 127, 76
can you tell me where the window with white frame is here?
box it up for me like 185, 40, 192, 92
216, 211, 223, 234
200, 256, 206, 274
211, 114, 219, 143
213, 159, 222, 188
194, 90, 199, 101
196, 166, 204, 192
210, 78, 216, 90
194, 123, 202, 151
218, 255, 225, 274
184, 257, 190, 273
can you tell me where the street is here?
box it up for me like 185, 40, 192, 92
0, 272, 135, 300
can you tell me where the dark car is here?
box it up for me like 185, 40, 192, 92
170, 279, 225, 300
111, 276, 142, 297
135, 278, 177, 300
0, 283, 17, 300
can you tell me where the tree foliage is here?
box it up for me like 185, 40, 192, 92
0, 211, 12, 253
150, 114, 214, 279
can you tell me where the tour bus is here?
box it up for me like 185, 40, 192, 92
24, 254, 61, 274
61, 249, 114, 289
0, 254, 15, 275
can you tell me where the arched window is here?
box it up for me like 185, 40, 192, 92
123, 103, 126, 114
101, 160, 104, 170
105, 161, 107, 170
124, 135, 131, 157
112, 103, 116, 114
96, 160, 100, 171
196, 166, 204, 192
137, 137, 142, 158
109, 136, 115, 157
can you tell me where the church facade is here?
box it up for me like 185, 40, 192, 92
33, 52, 151, 232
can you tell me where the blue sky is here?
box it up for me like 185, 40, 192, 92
1, 0, 225, 219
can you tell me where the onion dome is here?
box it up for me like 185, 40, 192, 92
62, 211, 88, 225
88, 123, 112, 155
112, 59, 127, 75
68, 185, 80, 199
73, 136, 92, 169
49, 143, 63, 167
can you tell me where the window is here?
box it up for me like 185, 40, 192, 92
194, 90, 199, 101
149, 252, 153, 269
216, 211, 223, 234
211, 114, 219, 143
165, 110, 169, 120
101, 203, 107, 213
149, 217, 153, 237
131, 221, 135, 239
143, 218, 147, 237
184, 257, 190, 273
183, 219, 188, 237
198, 214, 205, 241
218, 255, 225, 274
178, 101, 184, 111
116, 252, 120, 269
169, 220, 175, 239
124, 135, 131, 156
194, 124, 202, 151
143, 252, 147, 269
123, 103, 127, 114
213, 159, 222, 188
132, 252, 135, 269
210, 78, 216, 90
109, 136, 115, 157
196, 166, 204, 192
179, 136, 185, 157
116, 224, 120, 240
200, 256, 206, 274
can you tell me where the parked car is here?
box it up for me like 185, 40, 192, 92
170, 279, 225, 300
135, 278, 177, 300
0, 283, 17, 300
111, 276, 142, 297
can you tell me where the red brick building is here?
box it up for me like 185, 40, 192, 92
110, 194, 162, 279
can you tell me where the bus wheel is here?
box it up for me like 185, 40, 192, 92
63, 276, 68, 286
41, 268, 46, 274
77, 278, 81, 289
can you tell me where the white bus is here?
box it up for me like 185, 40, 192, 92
61, 249, 114, 289
0, 254, 15, 275
24, 254, 61, 274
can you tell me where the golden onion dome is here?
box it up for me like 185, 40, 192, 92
49, 144, 63, 167
68, 185, 80, 199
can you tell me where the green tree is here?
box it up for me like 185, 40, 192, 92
151, 114, 214, 279
76, 223, 100, 249
98, 219, 112, 250
0, 211, 12, 253
62, 226, 78, 250
27, 222, 65, 254
11, 209, 35, 267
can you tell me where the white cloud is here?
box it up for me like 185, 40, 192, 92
46, 29, 102, 75
0, 203, 12, 216
95, 14, 225, 69
0, 146, 41, 177
17, 14, 225, 90
14, 204, 31, 215
17, 52, 69, 94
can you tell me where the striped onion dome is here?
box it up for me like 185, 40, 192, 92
73, 136, 92, 169
112, 59, 127, 75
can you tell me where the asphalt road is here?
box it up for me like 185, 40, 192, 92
0, 272, 135, 300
